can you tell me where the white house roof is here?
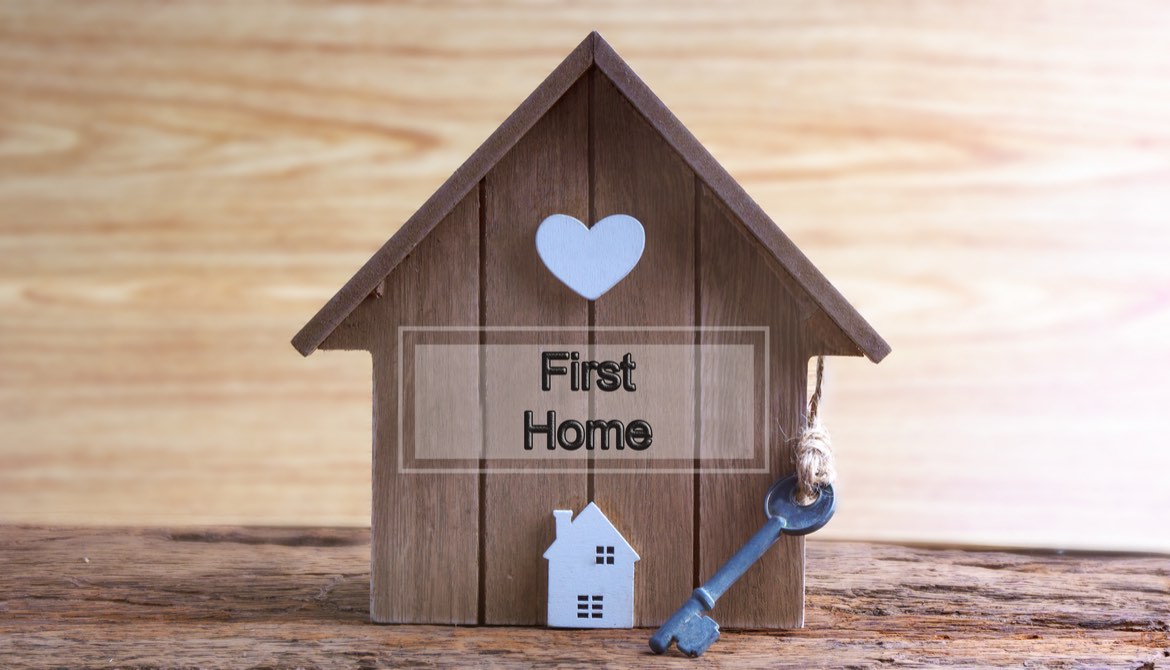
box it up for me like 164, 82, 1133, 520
543, 502, 639, 561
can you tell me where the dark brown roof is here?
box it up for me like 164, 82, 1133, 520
293, 32, 890, 363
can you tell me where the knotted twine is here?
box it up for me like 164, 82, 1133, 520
794, 356, 836, 506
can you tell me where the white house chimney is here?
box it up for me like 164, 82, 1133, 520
553, 510, 572, 538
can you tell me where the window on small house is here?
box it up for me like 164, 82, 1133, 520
595, 545, 614, 564
577, 594, 604, 619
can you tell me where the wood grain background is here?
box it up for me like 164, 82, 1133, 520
2, 1, 1168, 552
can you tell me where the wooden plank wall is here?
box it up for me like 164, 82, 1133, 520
365, 193, 480, 623
340, 66, 827, 626
482, 77, 590, 625
590, 70, 696, 627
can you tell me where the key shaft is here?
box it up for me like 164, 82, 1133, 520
694, 516, 786, 605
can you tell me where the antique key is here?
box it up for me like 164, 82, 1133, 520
649, 475, 836, 657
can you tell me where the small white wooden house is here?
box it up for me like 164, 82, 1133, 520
543, 503, 639, 628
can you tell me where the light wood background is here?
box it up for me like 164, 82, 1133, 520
2, 1, 1168, 552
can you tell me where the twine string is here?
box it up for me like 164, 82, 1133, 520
794, 356, 836, 506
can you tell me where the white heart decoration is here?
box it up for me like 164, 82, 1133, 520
535, 214, 645, 301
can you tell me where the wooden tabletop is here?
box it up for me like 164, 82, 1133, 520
2, 526, 1166, 668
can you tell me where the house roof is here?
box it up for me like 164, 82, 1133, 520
292, 32, 890, 363
543, 502, 639, 561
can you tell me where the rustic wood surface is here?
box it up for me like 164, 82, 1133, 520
1, 526, 1166, 669
2, 1, 1170, 554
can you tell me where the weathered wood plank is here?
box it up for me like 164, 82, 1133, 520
366, 191, 480, 623
699, 185, 806, 628
2, 526, 1166, 669
590, 68, 697, 628
481, 76, 591, 625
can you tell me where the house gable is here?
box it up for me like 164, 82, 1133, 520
292, 32, 889, 363
544, 502, 640, 563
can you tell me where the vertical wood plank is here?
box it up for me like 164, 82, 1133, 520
699, 185, 805, 628
482, 77, 590, 625
368, 190, 480, 623
590, 70, 696, 627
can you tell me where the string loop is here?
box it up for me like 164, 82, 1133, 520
794, 356, 836, 506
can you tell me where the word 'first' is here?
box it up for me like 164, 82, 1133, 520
541, 351, 637, 392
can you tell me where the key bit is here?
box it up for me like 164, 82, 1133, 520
650, 596, 720, 657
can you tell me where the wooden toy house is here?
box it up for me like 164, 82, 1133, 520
292, 32, 889, 629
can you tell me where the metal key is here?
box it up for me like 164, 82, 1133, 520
649, 474, 836, 657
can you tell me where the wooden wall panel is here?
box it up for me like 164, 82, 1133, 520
699, 185, 806, 628
590, 70, 696, 627
367, 191, 480, 623
481, 77, 590, 625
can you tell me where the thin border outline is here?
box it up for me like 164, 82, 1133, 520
397, 326, 769, 474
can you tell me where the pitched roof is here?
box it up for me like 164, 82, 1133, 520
543, 502, 639, 561
293, 32, 890, 363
